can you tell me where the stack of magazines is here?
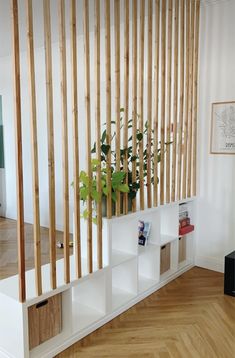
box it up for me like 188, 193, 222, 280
179, 203, 194, 236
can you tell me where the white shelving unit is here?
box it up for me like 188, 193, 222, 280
0, 199, 196, 358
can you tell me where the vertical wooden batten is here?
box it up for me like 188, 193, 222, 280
71, 0, 81, 278
171, 0, 179, 202
138, 0, 145, 210
12, 0, 26, 302
177, 0, 185, 200
153, 0, 160, 207
187, 0, 195, 197
182, 0, 190, 199
123, 0, 130, 215
43, 0, 57, 290
83, 0, 93, 273
160, 0, 166, 205
59, 0, 70, 284
192, 0, 200, 197
166, 0, 173, 204
114, 0, 121, 216
147, 0, 153, 209
105, 0, 112, 218
94, 0, 102, 269
26, 0, 42, 296
132, 0, 138, 212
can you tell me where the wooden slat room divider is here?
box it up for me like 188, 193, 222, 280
10, 0, 200, 301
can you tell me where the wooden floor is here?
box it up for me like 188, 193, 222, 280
0, 217, 72, 280
1, 218, 234, 357
56, 268, 235, 358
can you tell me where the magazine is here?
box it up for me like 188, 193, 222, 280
138, 220, 151, 246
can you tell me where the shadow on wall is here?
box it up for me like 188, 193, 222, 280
0, 95, 6, 217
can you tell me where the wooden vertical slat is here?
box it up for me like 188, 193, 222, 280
26, 0, 42, 295
177, 0, 185, 200
182, 0, 190, 198
192, 0, 200, 197
94, 0, 102, 269
171, 0, 179, 202
153, 0, 160, 207
59, 0, 70, 284
71, 0, 81, 278
123, 0, 130, 214
132, 0, 138, 212
138, 0, 145, 210
114, 0, 121, 216
147, 0, 153, 209
12, 0, 26, 302
83, 0, 93, 273
166, 0, 173, 204
105, 0, 112, 218
160, 0, 166, 205
43, 0, 57, 289
187, 0, 195, 197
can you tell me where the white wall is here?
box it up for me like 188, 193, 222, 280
196, 0, 235, 272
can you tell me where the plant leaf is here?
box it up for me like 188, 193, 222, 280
117, 184, 129, 193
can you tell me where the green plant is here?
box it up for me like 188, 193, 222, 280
78, 159, 129, 223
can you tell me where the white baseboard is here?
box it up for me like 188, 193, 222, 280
195, 255, 224, 273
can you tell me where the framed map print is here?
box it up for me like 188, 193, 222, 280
211, 101, 235, 154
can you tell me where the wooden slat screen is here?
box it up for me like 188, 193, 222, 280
10, 0, 200, 300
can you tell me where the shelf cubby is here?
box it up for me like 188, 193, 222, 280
72, 271, 107, 332
160, 204, 178, 243
110, 216, 138, 267
138, 244, 160, 293
112, 258, 137, 310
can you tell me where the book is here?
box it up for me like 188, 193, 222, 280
179, 217, 190, 228
138, 220, 151, 246
179, 225, 194, 236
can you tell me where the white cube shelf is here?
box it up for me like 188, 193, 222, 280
138, 244, 160, 293
112, 258, 138, 310
160, 203, 178, 244
72, 270, 107, 332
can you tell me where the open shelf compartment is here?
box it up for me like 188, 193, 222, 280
71, 270, 107, 332
138, 245, 160, 293
112, 258, 137, 310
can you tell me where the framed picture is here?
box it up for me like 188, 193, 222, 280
210, 101, 235, 154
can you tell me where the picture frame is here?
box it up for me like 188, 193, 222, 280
210, 101, 235, 154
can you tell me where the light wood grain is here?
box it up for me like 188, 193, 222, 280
94, 0, 102, 269
83, 0, 93, 274
160, 0, 166, 205
11, 0, 26, 302
28, 293, 62, 350
187, 0, 195, 198
182, 0, 190, 199
123, 0, 129, 215
105, 0, 112, 218
193, 0, 200, 197
43, 0, 57, 290
153, 0, 160, 207
114, 0, 121, 216
147, 0, 153, 209
166, 0, 173, 204
59, 0, 70, 284
132, 0, 138, 213
171, 0, 179, 202
70, 0, 81, 278
138, 0, 145, 210
160, 243, 171, 275
26, 0, 42, 297
177, 0, 185, 200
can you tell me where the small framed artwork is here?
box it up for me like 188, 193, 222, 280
210, 101, 235, 154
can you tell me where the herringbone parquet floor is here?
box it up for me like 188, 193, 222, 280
0, 217, 72, 279
56, 268, 235, 358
